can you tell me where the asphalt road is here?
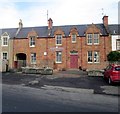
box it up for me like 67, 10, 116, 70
2, 84, 119, 112
1, 70, 120, 113
2, 70, 120, 96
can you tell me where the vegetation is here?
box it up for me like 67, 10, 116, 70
107, 51, 120, 62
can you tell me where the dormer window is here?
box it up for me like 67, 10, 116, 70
2, 37, 8, 46
30, 36, 35, 47
1, 32, 9, 46
72, 34, 76, 43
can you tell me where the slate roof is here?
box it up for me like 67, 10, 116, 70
108, 24, 120, 35
15, 24, 108, 38
0, 24, 119, 39
0, 28, 17, 38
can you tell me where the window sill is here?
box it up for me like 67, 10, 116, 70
72, 41, 76, 43
56, 62, 62, 64
88, 62, 93, 64
56, 44, 62, 46
94, 62, 100, 64
2, 45, 8, 47
94, 43, 99, 45
87, 44, 92, 45
30, 46, 35, 47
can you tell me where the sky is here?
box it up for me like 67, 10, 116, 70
0, 0, 119, 28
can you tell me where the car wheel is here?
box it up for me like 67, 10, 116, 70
108, 77, 112, 85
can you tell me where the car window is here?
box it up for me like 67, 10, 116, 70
115, 66, 120, 71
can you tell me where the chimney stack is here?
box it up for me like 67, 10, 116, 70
103, 16, 108, 27
48, 18, 53, 29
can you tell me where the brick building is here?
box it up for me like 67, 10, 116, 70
0, 16, 119, 71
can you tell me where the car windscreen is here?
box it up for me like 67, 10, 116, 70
115, 66, 120, 71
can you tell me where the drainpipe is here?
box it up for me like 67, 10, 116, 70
81, 37, 82, 69
104, 36, 106, 61
66, 36, 68, 69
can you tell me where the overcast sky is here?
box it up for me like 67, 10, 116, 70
0, 0, 119, 28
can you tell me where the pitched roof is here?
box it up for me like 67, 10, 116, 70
108, 24, 120, 35
0, 24, 119, 39
15, 23, 108, 38
0, 28, 17, 38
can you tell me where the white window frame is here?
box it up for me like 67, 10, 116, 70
2, 52, 8, 60
56, 34, 62, 45
1, 36, 9, 46
94, 34, 99, 45
72, 34, 76, 43
116, 39, 120, 50
87, 51, 93, 63
56, 51, 62, 63
94, 51, 100, 63
30, 36, 35, 47
87, 34, 92, 45
30, 53, 36, 64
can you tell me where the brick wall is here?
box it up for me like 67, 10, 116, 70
13, 25, 111, 70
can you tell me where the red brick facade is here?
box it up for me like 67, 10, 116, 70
13, 22, 111, 70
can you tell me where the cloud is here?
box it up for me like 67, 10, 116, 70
0, 0, 119, 28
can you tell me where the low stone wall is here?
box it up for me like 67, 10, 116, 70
21, 67, 53, 75
87, 70, 104, 76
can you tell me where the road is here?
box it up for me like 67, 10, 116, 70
2, 83, 119, 113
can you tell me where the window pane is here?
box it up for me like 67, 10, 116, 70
56, 51, 62, 63
3, 37, 8, 46
72, 34, 76, 42
56, 35, 62, 45
94, 51, 99, 63
30, 36, 35, 46
88, 51, 92, 62
116, 40, 120, 50
87, 34, 92, 44
3, 53, 7, 59
94, 34, 99, 44
31, 53, 36, 64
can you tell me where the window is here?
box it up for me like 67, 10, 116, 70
116, 39, 120, 50
72, 34, 76, 43
56, 51, 62, 63
94, 51, 99, 63
88, 51, 92, 63
2, 37, 8, 46
31, 53, 36, 64
94, 34, 99, 44
88, 51, 100, 63
87, 34, 92, 45
87, 33, 99, 45
56, 35, 62, 45
2, 52, 8, 60
30, 36, 35, 47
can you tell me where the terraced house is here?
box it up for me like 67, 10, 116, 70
0, 16, 119, 72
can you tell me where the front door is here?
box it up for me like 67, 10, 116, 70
70, 55, 78, 69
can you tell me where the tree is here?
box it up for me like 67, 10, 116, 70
107, 51, 120, 62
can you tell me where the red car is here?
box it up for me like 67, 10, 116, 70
104, 64, 120, 84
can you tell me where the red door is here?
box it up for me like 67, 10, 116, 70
70, 55, 78, 69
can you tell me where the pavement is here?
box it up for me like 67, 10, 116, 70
1, 69, 120, 96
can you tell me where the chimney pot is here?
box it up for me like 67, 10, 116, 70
19, 19, 23, 28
